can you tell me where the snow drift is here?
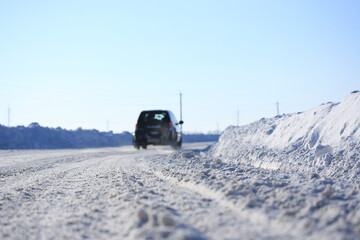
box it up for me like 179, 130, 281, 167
210, 91, 360, 179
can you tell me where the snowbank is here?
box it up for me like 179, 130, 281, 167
210, 91, 360, 179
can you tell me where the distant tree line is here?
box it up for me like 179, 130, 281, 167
0, 123, 220, 149
0, 123, 132, 149
182, 133, 220, 143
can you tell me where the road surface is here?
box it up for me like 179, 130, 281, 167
1, 143, 358, 239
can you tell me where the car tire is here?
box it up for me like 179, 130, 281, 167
176, 138, 182, 149
171, 138, 182, 150
133, 140, 140, 150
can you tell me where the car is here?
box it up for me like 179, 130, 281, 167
133, 110, 184, 149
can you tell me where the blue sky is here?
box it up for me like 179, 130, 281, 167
1, 0, 359, 133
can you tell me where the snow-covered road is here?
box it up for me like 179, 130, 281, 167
1, 143, 359, 240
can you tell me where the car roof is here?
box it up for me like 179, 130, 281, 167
141, 110, 170, 112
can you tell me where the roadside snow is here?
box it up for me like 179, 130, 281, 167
210, 92, 360, 180
163, 150, 360, 240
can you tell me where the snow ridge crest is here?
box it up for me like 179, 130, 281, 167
211, 92, 360, 179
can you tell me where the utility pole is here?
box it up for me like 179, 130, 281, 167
237, 108, 239, 127
180, 92, 183, 133
276, 101, 280, 116
8, 104, 10, 127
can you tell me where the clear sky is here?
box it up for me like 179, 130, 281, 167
1, 0, 359, 133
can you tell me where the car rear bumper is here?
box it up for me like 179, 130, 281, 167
134, 129, 171, 145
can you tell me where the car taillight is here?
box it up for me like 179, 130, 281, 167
169, 122, 173, 126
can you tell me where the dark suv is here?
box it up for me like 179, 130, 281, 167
133, 110, 184, 149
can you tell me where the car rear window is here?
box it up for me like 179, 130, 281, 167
138, 111, 170, 125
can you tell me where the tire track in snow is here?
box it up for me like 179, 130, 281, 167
128, 154, 294, 240
152, 169, 295, 240
0, 146, 212, 240
0, 149, 143, 240
2, 144, 355, 239
147, 150, 360, 240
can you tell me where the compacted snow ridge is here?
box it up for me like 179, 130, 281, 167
211, 92, 360, 180
1, 92, 359, 240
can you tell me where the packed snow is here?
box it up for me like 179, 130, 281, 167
211, 91, 360, 179
0, 92, 359, 239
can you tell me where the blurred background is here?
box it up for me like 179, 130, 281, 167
1, 0, 359, 133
